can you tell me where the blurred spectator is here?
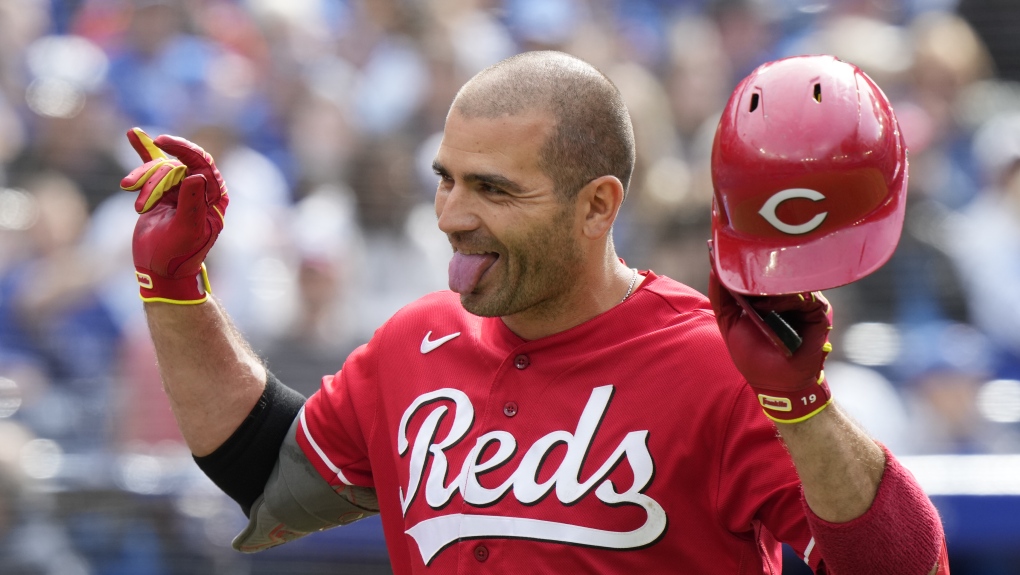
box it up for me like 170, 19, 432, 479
0, 174, 121, 451
665, 16, 733, 143
104, 1, 217, 132
833, 197, 969, 331
903, 10, 993, 209
184, 124, 296, 342
906, 366, 1008, 453
422, 0, 515, 83
947, 113, 1020, 376
0, 91, 26, 183
286, 84, 358, 192
336, 0, 431, 137
7, 32, 123, 212
0, 421, 89, 575
707, 0, 777, 79
0, 0, 51, 101
346, 135, 448, 339
958, 0, 1020, 82
506, 0, 588, 51
262, 255, 358, 397
261, 186, 363, 396
825, 360, 914, 453
0, 1, 1018, 572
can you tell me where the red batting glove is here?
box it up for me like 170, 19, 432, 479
708, 269, 834, 423
120, 128, 229, 304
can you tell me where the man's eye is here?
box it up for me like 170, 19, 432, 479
479, 183, 504, 195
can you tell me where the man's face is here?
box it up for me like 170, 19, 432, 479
434, 108, 584, 318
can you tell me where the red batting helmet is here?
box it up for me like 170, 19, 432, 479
710, 55, 908, 295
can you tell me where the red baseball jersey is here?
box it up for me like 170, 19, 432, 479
297, 271, 823, 573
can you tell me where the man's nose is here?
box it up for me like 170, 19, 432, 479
436, 184, 480, 234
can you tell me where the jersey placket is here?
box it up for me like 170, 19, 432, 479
451, 340, 544, 572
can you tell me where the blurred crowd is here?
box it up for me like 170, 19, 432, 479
1, 0, 1020, 572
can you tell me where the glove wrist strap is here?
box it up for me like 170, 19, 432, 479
753, 376, 832, 424
136, 263, 211, 305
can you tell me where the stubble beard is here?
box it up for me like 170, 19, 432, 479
459, 205, 583, 319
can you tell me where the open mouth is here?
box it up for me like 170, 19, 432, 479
449, 251, 499, 294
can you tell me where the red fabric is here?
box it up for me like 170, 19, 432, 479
299, 272, 823, 573
805, 445, 945, 575
708, 269, 834, 422
297, 272, 934, 574
135, 266, 206, 301
121, 130, 228, 302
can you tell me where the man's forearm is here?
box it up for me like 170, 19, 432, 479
775, 403, 884, 522
145, 298, 266, 456
778, 404, 945, 574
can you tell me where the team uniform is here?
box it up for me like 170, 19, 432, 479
296, 271, 823, 574
121, 53, 947, 575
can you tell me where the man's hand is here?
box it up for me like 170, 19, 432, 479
121, 128, 229, 304
708, 269, 833, 423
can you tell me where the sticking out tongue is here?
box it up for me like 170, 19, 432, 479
449, 252, 498, 294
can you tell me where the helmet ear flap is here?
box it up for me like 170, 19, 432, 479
710, 55, 908, 296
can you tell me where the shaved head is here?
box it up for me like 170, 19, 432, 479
452, 51, 635, 199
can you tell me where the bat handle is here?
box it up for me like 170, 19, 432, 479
730, 291, 803, 358
707, 240, 802, 357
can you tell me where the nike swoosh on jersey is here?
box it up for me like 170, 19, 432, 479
420, 331, 461, 354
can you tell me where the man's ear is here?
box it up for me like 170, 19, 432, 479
577, 175, 626, 240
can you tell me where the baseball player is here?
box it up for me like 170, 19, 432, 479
121, 52, 947, 573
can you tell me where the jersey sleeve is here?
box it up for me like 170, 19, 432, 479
295, 341, 379, 489
715, 382, 823, 572
803, 445, 946, 575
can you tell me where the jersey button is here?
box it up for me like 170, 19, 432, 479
473, 544, 489, 562
503, 401, 518, 417
514, 354, 530, 369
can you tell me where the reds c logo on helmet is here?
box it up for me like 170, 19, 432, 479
758, 188, 828, 235
710, 55, 908, 295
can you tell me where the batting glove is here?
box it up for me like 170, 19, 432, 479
708, 269, 834, 424
120, 128, 229, 305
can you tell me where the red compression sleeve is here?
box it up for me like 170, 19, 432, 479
806, 445, 945, 575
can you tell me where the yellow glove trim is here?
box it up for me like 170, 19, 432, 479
199, 263, 212, 294
822, 342, 832, 353
132, 128, 168, 161
137, 264, 212, 305
815, 291, 831, 311
140, 293, 209, 305
764, 397, 833, 424
139, 163, 187, 213
121, 160, 170, 191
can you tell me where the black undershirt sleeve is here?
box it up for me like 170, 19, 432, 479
193, 371, 306, 517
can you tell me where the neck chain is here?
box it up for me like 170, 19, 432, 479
621, 268, 638, 303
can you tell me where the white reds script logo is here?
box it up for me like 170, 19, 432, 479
758, 188, 828, 235
397, 385, 666, 564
